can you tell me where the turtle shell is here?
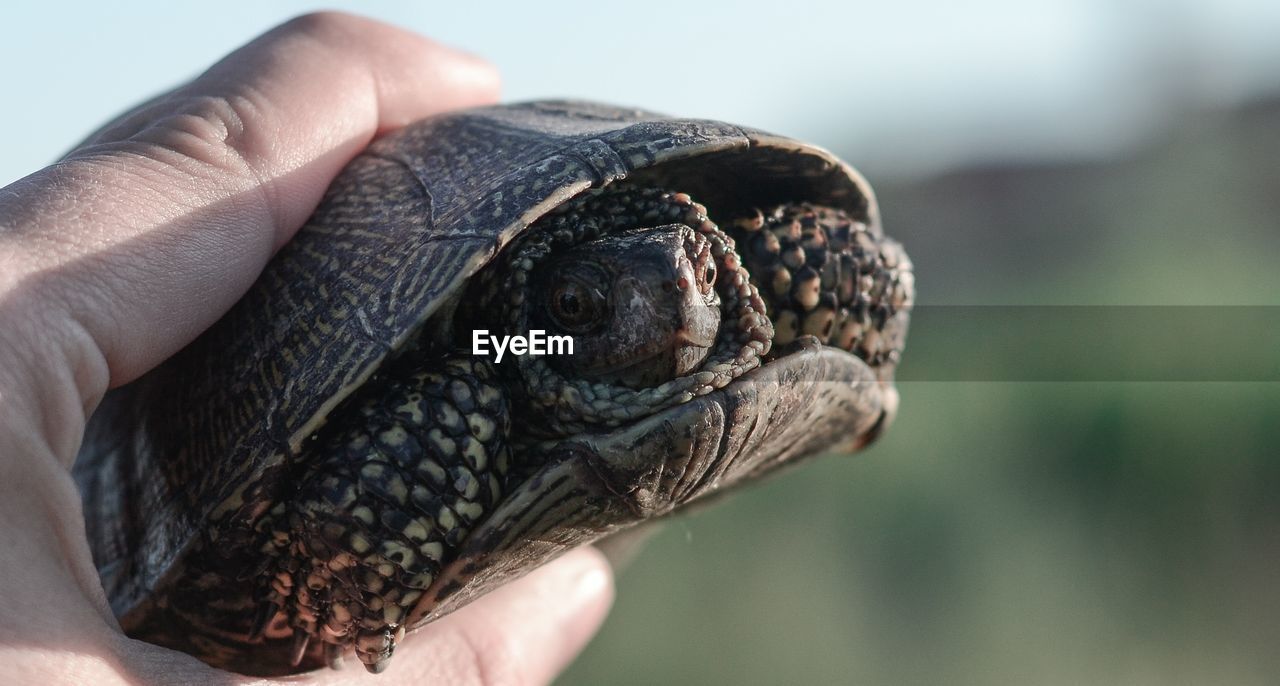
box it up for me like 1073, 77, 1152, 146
74, 99, 880, 665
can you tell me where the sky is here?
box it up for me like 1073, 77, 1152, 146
3, 0, 1280, 185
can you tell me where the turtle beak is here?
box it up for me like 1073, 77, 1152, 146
670, 226, 719, 371
671, 276, 719, 372
408, 343, 892, 628
672, 284, 718, 349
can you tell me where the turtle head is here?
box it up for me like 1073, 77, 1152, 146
487, 187, 772, 434
529, 224, 720, 388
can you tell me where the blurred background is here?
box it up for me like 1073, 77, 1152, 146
5, 1, 1278, 683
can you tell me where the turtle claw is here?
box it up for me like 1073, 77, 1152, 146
288, 631, 311, 667
356, 628, 396, 674
325, 642, 344, 670
248, 601, 281, 640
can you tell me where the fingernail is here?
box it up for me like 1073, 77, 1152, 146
568, 550, 613, 608
538, 547, 615, 630
432, 42, 502, 101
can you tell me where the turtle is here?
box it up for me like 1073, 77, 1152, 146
73, 100, 914, 676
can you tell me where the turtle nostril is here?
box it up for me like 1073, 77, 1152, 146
683, 235, 716, 296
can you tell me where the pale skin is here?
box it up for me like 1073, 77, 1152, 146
0, 12, 613, 686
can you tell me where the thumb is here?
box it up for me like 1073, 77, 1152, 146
0, 11, 499, 466
305, 547, 615, 685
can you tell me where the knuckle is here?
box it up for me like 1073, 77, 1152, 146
279, 10, 440, 59
279, 10, 366, 44
125, 93, 266, 183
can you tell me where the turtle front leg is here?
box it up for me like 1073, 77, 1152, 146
252, 356, 510, 673
729, 203, 913, 369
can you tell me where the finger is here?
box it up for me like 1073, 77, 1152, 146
0, 12, 499, 456
77, 11, 499, 238
202, 546, 613, 686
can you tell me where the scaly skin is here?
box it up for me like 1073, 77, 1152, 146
246, 187, 911, 673
730, 203, 914, 368
252, 358, 510, 672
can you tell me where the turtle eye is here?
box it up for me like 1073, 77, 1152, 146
548, 280, 606, 333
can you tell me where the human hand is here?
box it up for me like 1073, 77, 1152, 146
0, 12, 612, 685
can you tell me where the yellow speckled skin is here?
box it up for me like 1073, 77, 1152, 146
730, 203, 913, 370
251, 357, 509, 670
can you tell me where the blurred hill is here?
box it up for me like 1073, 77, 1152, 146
560, 97, 1280, 686
872, 95, 1280, 307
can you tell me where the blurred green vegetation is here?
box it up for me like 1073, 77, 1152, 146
560, 100, 1280, 684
